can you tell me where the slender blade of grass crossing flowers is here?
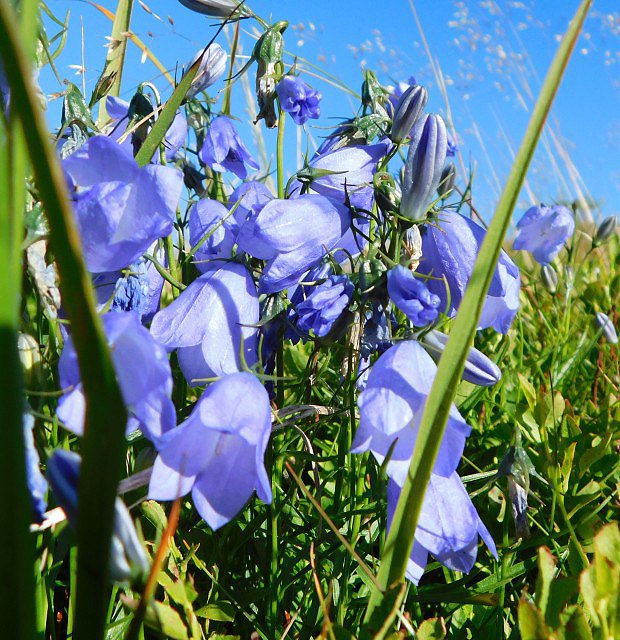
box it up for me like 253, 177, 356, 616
95, 0, 134, 124
0, 2, 40, 637
363, 0, 592, 628
0, 3, 128, 639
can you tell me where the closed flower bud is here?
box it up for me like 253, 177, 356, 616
595, 311, 618, 344
184, 43, 228, 101
437, 162, 456, 199
594, 216, 617, 246
541, 264, 558, 294
400, 114, 448, 221
18, 333, 43, 387
177, 0, 250, 19
421, 329, 502, 386
389, 84, 428, 143
373, 171, 401, 217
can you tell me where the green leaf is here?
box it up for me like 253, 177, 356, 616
62, 82, 97, 130
195, 601, 236, 622
535, 547, 557, 616
416, 617, 447, 640
143, 601, 190, 640
519, 597, 552, 640
559, 606, 593, 640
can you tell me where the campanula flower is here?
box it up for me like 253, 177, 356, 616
149, 372, 272, 530
47, 450, 150, 585
416, 211, 520, 334
513, 204, 575, 265
389, 84, 428, 143
400, 114, 447, 221
150, 262, 259, 385
387, 473, 496, 584
594, 216, 617, 246
177, 0, 251, 19
228, 181, 273, 233
57, 312, 175, 443
595, 312, 618, 344
276, 75, 321, 125
184, 43, 228, 101
352, 340, 471, 484
387, 265, 440, 327
188, 199, 236, 270
199, 116, 259, 179
541, 264, 558, 293
23, 411, 48, 523
63, 135, 183, 273
236, 194, 351, 294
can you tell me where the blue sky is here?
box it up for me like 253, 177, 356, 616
41, 0, 619, 225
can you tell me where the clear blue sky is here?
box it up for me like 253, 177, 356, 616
42, 0, 620, 225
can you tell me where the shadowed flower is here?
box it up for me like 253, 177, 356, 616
387, 265, 440, 327
188, 198, 236, 270
177, 0, 250, 19
63, 136, 183, 273
57, 312, 175, 443
24, 411, 48, 523
276, 75, 321, 125
149, 372, 272, 530
416, 211, 520, 334
199, 116, 259, 179
184, 43, 228, 101
150, 262, 259, 386
513, 204, 575, 265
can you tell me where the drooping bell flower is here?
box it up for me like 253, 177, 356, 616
184, 43, 228, 101
57, 312, 176, 443
228, 180, 273, 234
199, 116, 259, 180
276, 75, 321, 125
63, 136, 183, 273
188, 198, 236, 270
149, 372, 272, 530
351, 340, 471, 484
416, 211, 520, 334
236, 194, 350, 294
150, 262, 259, 386
387, 265, 440, 327
23, 411, 48, 523
387, 474, 497, 584
389, 84, 428, 143
513, 204, 575, 265
595, 311, 618, 344
177, 0, 251, 18
400, 114, 447, 221
47, 449, 150, 585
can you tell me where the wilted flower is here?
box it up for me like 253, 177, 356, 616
184, 43, 228, 101
63, 135, 183, 273
188, 198, 236, 269
352, 340, 471, 484
594, 216, 617, 246
276, 75, 321, 125
236, 194, 350, 294
595, 311, 618, 344
416, 211, 520, 334
541, 264, 559, 294
149, 372, 272, 530
513, 204, 575, 265
389, 84, 428, 143
57, 312, 176, 443
177, 0, 250, 19
400, 114, 448, 221
387, 473, 496, 584
199, 116, 259, 179
150, 262, 259, 385
387, 265, 440, 327
23, 411, 48, 523
420, 329, 502, 387
47, 450, 150, 585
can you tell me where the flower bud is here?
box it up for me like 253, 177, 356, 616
18, 333, 43, 387
389, 84, 428, 143
541, 264, 558, 294
421, 329, 501, 386
184, 43, 228, 101
373, 171, 401, 217
47, 450, 150, 585
595, 311, 618, 344
437, 162, 456, 199
177, 0, 250, 19
400, 114, 448, 221
361, 69, 390, 118
594, 216, 617, 246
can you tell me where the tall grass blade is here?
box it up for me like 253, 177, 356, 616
364, 0, 592, 627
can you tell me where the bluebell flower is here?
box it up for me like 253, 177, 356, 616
23, 411, 48, 522
292, 274, 353, 339
446, 129, 458, 157
150, 262, 259, 386
387, 265, 440, 327
276, 76, 321, 125
0, 61, 9, 117
389, 84, 428, 143
184, 43, 228, 101
177, 0, 250, 19
513, 204, 575, 265
188, 199, 236, 270
57, 312, 176, 443
149, 372, 272, 530
63, 135, 183, 273
199, 116, 259, 179
47, 449, 150, 584
416, 211, 520, 334
228, 180, 273, 234
352, 340, 471, 484
236, 194, 351, 294
595, 311, 618, 344
387, 473, 496, 584
400, 114, 447, 221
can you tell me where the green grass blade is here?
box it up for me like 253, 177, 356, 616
364, 0, 592, 626
0, 3, 128, 640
